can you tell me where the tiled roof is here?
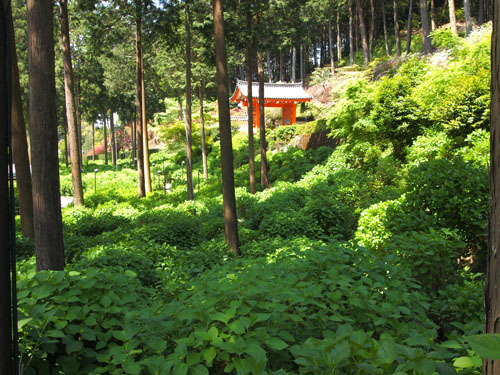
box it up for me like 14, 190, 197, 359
231, 80, 312, 101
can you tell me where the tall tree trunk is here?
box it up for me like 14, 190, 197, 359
479, 0, 484, 25
349, 0, 354, 65
110, 112, 116, 166
103, 114, 108, 165
247, 11, 256, 194
382, 0, 391, 55
319, 35, 324, 66
369, 0, 375, 55
266, 50, 272, 82
406, 0, 414, 55
59, 0, 83, 205
92, 121, 95, 161
337, 12, 342, 61
0, 3, 13, 371
257, 50, 270, 189
394, 0, 401, 57
212, 0, 240, 255
449, 0, 458, 35
135, 0, 145, 198
486, 0, 500, 372
199, 83, 208, 180
63, 121, 68, 167
355, 11, 359, 53
464, 0, 472, 36
185, 1, 194, 201
430, 0, 436, 31
10, 16, 34, 238
357, 0, 370, 65
300, 44, 304, 80
141, 52, 151, 193
419, 0, 431, 54
131, 119, 136, 168
291, 45, 296, 82
27, 0, 65, 270
329, 18, 335, 74
75, 78, 83, 170
279, 49, 284, 81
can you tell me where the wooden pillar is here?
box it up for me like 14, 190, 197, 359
292, 103, 297, 124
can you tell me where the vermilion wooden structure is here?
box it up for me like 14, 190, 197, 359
231, 80, 312, 128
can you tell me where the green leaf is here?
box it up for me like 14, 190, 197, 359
244, 342, 266, 363
191, 364, 209, 375
266, 337, 288, 350
377, 340, 398, 364
186, 352, 201, 366
229, 318, 250, 335
125, 270, 137, 278
173, 362, 188, 375
46, 330, 66, 338
203, 347, 217, 364
453, 356, 475, 369
64, 337, 83, 355
207, 326, 218, 341
17, 318, 32, 330
84, 316, 97, 326
465, 334, 500, 360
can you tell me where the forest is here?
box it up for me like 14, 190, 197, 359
1, 0, 500, 374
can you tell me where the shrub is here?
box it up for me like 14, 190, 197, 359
259, 210, 322, 239
404, 158, 488, 269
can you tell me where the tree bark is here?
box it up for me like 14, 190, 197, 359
430, 0, 436, 31
103, 114, 108, 165
291, 45, 296, 82
141, 51, 151, 193
247, 11, 256, 194
59, 0, 84, 205
27, 0, 65, 270
449, 0, 458, 35
419, 0, 431, 54
329, 18, 335, 74
382, 0, 391, 55
486, 0, 500, 373
213, 0, 240, 255
369, 0, 375, 55
199, 83, 208, 180
349, 0, 354, 65
110, 112, 116, 166
357, 0, 370, 65
464, 0, 472, 36
337, 12, 342, 61
406, 0, 414, 55
479, 0, 484, 25
10, 16, 34, 238
63, 120, 68, 167
279, 49, 284, 81
185, 1, 194, 201
394, 0, 401, 57
257, 50, 270, 189
486, 1, 500, 373
299, 45, 303, 81
131, 119, 136, 168
135, 0, 145, 198
0, 2, 13, 371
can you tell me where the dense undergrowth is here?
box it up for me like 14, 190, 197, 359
15, 25, 491, 374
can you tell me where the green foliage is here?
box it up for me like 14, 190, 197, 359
404, 158, 488, 268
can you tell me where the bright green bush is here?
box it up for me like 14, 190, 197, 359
17, 268, 161, 374
259, 210, 322, 239
404, 158, 488, 269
